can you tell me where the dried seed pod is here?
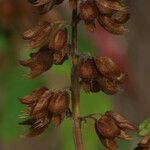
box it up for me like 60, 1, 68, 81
52, 114, 64, 126
97, 15, 128, 35
80, 0, 97, 21
49, 28, 68, 51
20, 86, 48, 105
22, 22, 50, 40
95, 111, 135, 150
32, 90, 52, 116
81, 79, 100, 93
106, 111, 136, 130
95, 0, 128, 16
19, 45, 53, 78
98, 75, 118, 95
78, 57, 98, 79
26, 114, 52, 137
95, 115, 120, 139
48, 90, 70, 114
53, 50, 68, 65
95, 57, 121, 80
29, 24, 51, 49
111, 12, 130, 24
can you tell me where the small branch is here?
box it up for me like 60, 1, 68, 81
80, 113, 103, 123
71, 2, 83, 150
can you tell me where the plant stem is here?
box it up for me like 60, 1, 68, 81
71, 2, 83, 150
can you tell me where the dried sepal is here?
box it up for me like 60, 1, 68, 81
95, 0, 128, 16
78, 57, 98, 79
111, 12, 130, 24
29, 24, 51, 48
20, 86, 48, 105
32, 90, 52, 116
80, 0, 97, 21
106, 111, 136, 130
53, 50, 68, 65
98, 75, 119, 95
81, 79, 100, 93
48, 27, 68, 51
48, 90, 70, 114
22, 22, 50, 40
95, 56, 127, 83
97, 15, 128, 35
51, 113, 64, 126
19, 45, 53, 78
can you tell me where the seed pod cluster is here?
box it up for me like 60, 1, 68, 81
79, 0, 130, 34
21, 23, 69, 78
19, 86, 70, 136
28, 0, 64, 14
79, 56, 127, 94
95, 111, 136, 150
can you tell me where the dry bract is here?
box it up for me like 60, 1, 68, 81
78, 57, 98, 79
48, 90, 70, 114
81, 79, 100, 93
19, 45, 53, 78
49, 28, 68, 51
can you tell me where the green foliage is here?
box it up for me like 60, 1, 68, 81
0, 67, 45, 140
138, 117, 150, 136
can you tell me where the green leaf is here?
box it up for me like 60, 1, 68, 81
139, 117, 150, 136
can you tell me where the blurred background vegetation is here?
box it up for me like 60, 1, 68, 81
0, 0, 150, 149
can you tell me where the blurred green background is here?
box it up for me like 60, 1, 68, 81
0, 0, 150, 150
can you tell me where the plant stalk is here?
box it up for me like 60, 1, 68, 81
71, 2, 84, 150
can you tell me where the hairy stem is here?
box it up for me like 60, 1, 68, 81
71, 2, 83, 150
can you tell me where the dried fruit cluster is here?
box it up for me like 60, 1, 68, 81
95, 111, 136, 150
20, 87, 70, 136
19, 0, 142, 150
78, 56, 127, 94
80, 0, 130, 34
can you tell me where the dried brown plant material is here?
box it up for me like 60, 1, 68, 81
20, 86, 48, 105
97, 15, 128, 35
111, 12, 130, 24
78, 57, 98, 79
20, 87, 70, 136
81, 79, 100, 93
98, 75, 119, 95
53, 50, 68, 65
95, 0, 127, 16
52, 114, 64, 126
95, 111, 136, 150
22, 22, 51, 40
19, 45, 53, 78
80, 0, 97, 21
49, 28, 68, 51
32, 90, 52, 116
134, 136, 150, 150
95, 56, 127, 83
48, 90, 70, 114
